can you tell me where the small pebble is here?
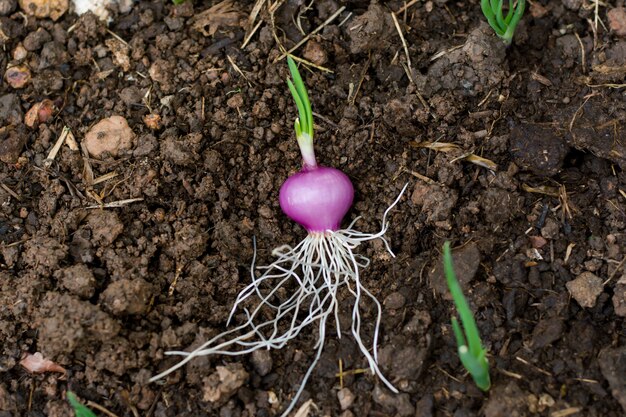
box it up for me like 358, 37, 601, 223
529, 235, 548, 249
250, 350, 272, 377
84, 115, 135, 158
13, 44, 28, 61
337, 388, 355, 410
566, 272, 603, 308
608, 7, 626, 37
4, 66, 31, 89
143, 113, 161, 130
383, 292, 406, 310
303, 40, 328, 66
226, 94, 243, 109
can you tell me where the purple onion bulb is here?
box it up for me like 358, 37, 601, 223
279, 166, 354, 233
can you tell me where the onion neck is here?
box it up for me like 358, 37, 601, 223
296, 132, 318, 170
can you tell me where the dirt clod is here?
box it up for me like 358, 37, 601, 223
18, 0, 67, 20
55, 264, 97, 299
0, 129, 25, 164
566, 271, 604, 308
428, 243, 480, 298
23, 236, 68, 273
202, 363, 249, 405
347, 3, 393, 54
0, 0, 17, 15
0, 94, 22, 126
83, 115, 134, 158
608, 8, 626, 37
86, 210, 124, 247
411, 182, 458, 227
100, 278, 154, 316
23, 27, 51, 51
599, 346, 626, 412
383, 292, 406, 310
371, 386, 414, 417
510, 125, 568, 176
38, 293, 120, 358
484, 382, 528, 417
531, 317, 564, 348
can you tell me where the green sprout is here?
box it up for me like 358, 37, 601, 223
481, 0, 526, 45
286, 56, 317, 169
442, 242, 490, 391
67, 392, 98, 417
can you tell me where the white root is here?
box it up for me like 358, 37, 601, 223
150, 184, 408, 416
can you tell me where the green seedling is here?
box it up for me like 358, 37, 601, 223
66, 392, 97, 417
442, 242, 490, 391
481, 0, 525, 45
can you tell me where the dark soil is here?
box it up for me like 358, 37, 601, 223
1, 0, 626, 416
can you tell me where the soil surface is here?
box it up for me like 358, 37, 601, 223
1, 0, 626, 416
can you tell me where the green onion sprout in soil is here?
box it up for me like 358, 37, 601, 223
150, 57, 408, 415
443, 242, 491, 391
66, 392, 97, 417
481, 0, 525, 45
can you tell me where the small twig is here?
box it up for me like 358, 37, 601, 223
349, 53, 371, 105
499, 368, 523, 379
85, 400, 121, 417
0, 183, 21, 201
430, 44, 464, 61
241, 20, 263, 49
551, 407, 582, 417
396, 0, 421, 14
274, 6, 346, 62
242, 0, 267, 49
515, 356, 552, 377
603, 256, 626, 286
573, 32, 586, 74
587, 83, 626, 89
106, 29, 128, 46
92, 171, 119, 186
226, 55, 252, 86
390, 12, 411, 69
44, 126, 72, 168
85, 198, 144, 209
338, 358, 344, 389
403, 168, 438, 185
568, 94, 594, 132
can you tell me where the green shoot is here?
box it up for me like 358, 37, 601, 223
481, 0, 525, 45
66, 392, 98, 417
286, 56, 317, 169
442, 242, 490, 391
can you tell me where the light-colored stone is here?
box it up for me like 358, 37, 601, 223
566, 272, 604, 308
608, 8, 626, 37
19, 0, 68, 20
83, 115, 134, 158
337, 388, 355, 410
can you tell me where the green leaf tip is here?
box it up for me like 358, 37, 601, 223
286, 56, 313, 140
443, 242, 491, 391
286, 56, 317, 168
481, 0, 525, 45
67, 392, 98, 417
